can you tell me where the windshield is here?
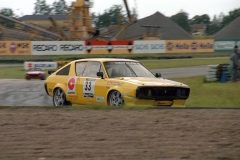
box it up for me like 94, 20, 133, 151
104, 62, 155, 78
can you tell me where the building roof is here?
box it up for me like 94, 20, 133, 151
213, 16, 240, 40
191, 23, 206, 30
19, 15, 69, 21
114, 12, 193, 40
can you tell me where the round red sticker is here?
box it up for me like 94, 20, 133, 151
68, 78, 75, 90
10, 42, 17, 53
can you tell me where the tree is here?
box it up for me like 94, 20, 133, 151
189, 14, 210, 25
222, 8, 240, 27
92, 5, 128, 28
0, 8, 15, 28
206, 14, 223, 35
130, 7, 138, 21
171, 10, 191, 32
0, 8, 15, 17
52, 0, 67, 15
34, 0, 52, 15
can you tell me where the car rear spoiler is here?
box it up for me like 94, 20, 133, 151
48, 70, 56, 75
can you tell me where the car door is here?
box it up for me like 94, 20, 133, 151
76, 61, 108, 105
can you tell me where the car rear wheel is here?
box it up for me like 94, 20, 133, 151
108, 90, 124, 107
53, 88, 70, 106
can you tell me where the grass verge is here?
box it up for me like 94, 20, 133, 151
171, 76, 240, 108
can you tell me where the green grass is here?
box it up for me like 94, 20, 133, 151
0, 67, 48, 79
141, 58, 230, 69
171, 76, 240, 108
0, 67, 26, 79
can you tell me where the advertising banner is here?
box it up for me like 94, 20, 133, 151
32, 41, 85, 55
165, 40, 214, 53
85, 40, 134, 54
24, 61, 57, 70
134, 40, 165, 54
214, 41, 236, 51
237, 41, 240, 48
0, 41, 31, 55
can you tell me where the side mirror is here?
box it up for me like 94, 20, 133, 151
97, 72, 104, 79
155, 73, 161, 78
48, 70, 55, 75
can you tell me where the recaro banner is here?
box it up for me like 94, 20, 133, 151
134, 40, 165, 54
0, 41, 31, 55
165, 40, 214, 53
32, 41, 85, 55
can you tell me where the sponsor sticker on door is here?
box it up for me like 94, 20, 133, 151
67, 77, 77, 95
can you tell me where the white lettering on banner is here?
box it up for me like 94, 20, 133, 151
33, 45, 58, 51
60, 44, 83, 51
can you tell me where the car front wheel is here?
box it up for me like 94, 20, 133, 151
53, 88, 70, 106
108, 90, 124, 107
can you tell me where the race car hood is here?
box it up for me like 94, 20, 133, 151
116, 77, 188, 87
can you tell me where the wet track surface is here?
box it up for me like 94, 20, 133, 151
0, 66, 207, 106
0, 79, 52, 106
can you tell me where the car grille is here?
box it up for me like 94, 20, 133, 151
28, 74, 40, 77
136, 86, 190, 100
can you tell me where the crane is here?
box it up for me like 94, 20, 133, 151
68, 0, 95, 40
123, 0, 132, 22
49, 16, 68, 40
123, 0, 137, 23
0, 13, 60, 40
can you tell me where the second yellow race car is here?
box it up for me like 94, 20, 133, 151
44, 58, 190, 107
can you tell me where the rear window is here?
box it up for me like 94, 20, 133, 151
56, 65, 70, 75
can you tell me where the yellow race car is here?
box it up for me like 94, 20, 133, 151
44, 58, 190, 107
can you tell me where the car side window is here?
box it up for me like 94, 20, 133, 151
56, 64, 70, 75
76, 62, 87, 76
82, 62, 105, 78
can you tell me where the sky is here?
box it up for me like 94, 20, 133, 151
0, 0, 240, 20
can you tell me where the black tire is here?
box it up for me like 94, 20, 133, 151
53, 88, 71, 106
40, 76, 45, 80
108, 90, 124, 107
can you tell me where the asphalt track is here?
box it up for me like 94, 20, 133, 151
0, 65, 208, 106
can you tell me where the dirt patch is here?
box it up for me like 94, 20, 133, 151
0, 108, 239, 160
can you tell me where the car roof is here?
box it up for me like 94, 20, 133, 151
72, 58, 139, 63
